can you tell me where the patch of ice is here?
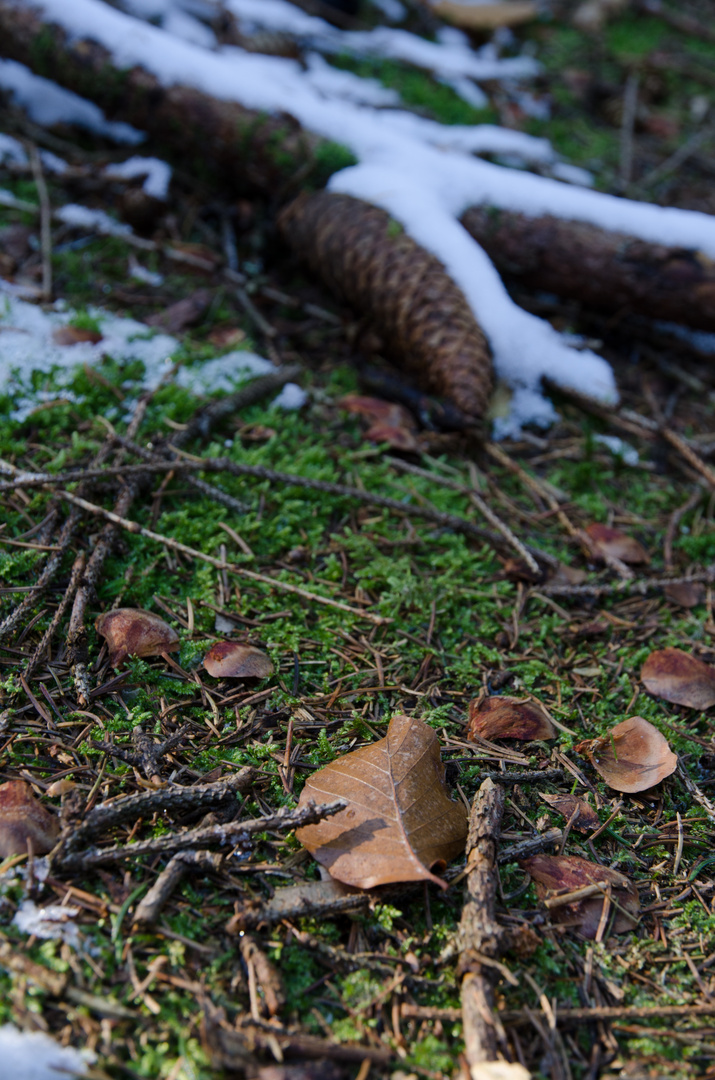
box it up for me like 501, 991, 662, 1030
305, 53, 400, 106
13, 899, 82, 948
0, 295, 177, 419
369, 0, 406, 20
550, 161, 594, 187
0, 1024, 93, 1080
39, 150, 69, 175
129, 255, 164, 286
163, 7, 217, 48
272, 382, 307, 410
104, 155, 173, 199
174, 350, 275, 394
0, 133, 28, 167
593, 434, 639, 466
55, 204, 134, 236
0, 58, 144, 143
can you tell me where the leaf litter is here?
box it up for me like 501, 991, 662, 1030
296, 713, 468, 889
578, 717, 678, 794
641, 646, 715, 709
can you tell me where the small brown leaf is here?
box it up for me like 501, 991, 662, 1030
539, 792, 600, 833
664, 581, 706, 608
467, 696, 557, 742
500, 557, 542, 584
641, 647, 715, 709
340, 395, 418, 452
521, 853, 639, 938
432, 0, 537, 30
95, 608, 179, 667
145, 288, 211, 333
52, 325, 103, 346
208, 326, 246, 348
204, 642, 273, 680
0, 780, 59, 857
296, 713, 467, 890
584, 523, 649, 565
547, 562, 588, 587
580, 717, 677, 793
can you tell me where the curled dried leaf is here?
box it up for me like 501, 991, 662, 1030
521, 853, 639, 938
467, 696, 556, 742
641, 647, 715, 709
339, 395, 419, 452
584, 523, 649, 565
95, 608, 179, 668
664, 581, 706, 608
296, 713, 467, 890
204, 642, 273, 680
580, 717, 677, 793
52, 325, 103, 346
0, 780, 59, 857
539, 792, 600, 833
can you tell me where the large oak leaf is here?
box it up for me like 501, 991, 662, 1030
295, 714, 468, 889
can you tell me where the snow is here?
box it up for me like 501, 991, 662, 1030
13, 899, 82, 948
175, 350, 274, 394
368, 0, 406, 20
272, 382, 308, 410
593, 434, 639, 466
9, 0, 715, 432
163, 6, 217, 48
55, 204, 134, 237
0, 1025, 92, 1080
103, 155, 173, 199
0, 58, 144, 143
0, 134, 28, 167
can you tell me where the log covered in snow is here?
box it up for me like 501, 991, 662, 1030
0, 0, 341, 194
461, 206, 715, 332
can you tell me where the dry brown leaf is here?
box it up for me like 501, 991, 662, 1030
664, 581, 706, 608
641, 646, 715, 709
52, 326, 103, 346
521, 853, 639, 938
0, 780, 60, 857
339, 395, 419, 452
539, 792, 600, 833
584, 523, 649, 565
296, 713, 467, 890
145, 288, 211, 333
208, 326, 246, 348
95, 608, 180, 667
204, 642, 273, 679
579, 717, 677, 793
467, 696, 556, 742
431, 0, 537, 29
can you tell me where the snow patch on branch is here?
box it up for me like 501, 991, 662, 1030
0, 1024, 93, 1080
0, 58, 144, 143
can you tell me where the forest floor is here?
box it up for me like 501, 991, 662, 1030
2, 2, 715, 1079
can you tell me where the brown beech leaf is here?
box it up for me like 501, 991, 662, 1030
95, 608, 179, 667
467, 696, 557, 742
641, 647, 715, 708
583, 523, 649, 565
664, 581, 706, 608
204, 642, 273, 680
521, 853, 640, 938
0, 780, 59, 857
295, 713, 467, 890
539, 792, 600, 833
339, 395, 419, 452
52, 325, 103, 346
581, 717, 677, 793
145, 288, 211, 333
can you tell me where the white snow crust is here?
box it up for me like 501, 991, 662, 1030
13, 900, 82, 948
8, 0, 715, 432
0, 58, 144, 143
0, 1025, 91, 1080
103, 155, 173, 199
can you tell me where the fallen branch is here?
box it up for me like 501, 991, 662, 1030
461, 205, 715, 331
458, 778, 508, 1074
54, 798, 347, 872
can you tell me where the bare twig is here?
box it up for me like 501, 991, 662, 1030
133, 849, 223, 926
459, 778, 506, 1072
28, 142, 52, 301
23, 550, 85, 679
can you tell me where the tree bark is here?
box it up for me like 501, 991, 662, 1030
461, 205, 715, 331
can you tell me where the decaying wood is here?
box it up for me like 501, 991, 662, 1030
459, 778, 507, 1074
0, 0, 330, 195
227, 877, 370, 933
133, 848, 223, 926
461, 206, 715, 331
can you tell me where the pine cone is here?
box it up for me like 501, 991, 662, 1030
278, 192, 493, 420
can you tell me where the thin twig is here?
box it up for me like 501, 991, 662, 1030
27, 142, 52, 302
23, 550, 85, 679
